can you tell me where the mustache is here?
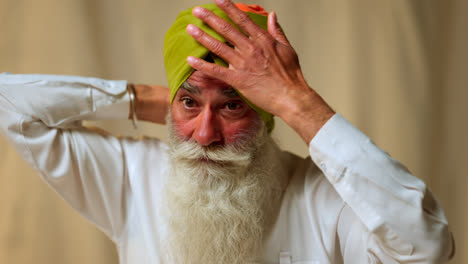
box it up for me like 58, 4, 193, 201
166, 110, 265, 166
170, 138, 255, 166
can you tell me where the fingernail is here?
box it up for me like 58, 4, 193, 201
192, 6, 203, 15
186, 24, 199, 35
187, 56, 197, 64
216, 0, 226, 5
269, 11, 278, 25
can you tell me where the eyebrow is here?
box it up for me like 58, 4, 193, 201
180, 82, 200, 95
180, 82, 239, 98
221, 88, 239, 98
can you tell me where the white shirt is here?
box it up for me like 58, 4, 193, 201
0, 73, 454, 264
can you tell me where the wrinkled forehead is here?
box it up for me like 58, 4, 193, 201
181, 70, 240, 98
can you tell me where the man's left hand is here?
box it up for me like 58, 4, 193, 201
186, 0, 335, 143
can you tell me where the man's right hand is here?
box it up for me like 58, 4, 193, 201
129, 84, 170, 125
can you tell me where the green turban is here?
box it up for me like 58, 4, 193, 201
163, 3, 275, 132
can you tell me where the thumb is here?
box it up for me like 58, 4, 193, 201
268, 11, 290, 45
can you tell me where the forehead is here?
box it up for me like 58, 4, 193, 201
184, 71, 238, 97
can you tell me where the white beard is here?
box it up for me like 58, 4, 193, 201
162, 115, 285, 264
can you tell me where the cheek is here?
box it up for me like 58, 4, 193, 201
172, 120, 194, 140
221, 113, 260, 144
170, 107, 196, 139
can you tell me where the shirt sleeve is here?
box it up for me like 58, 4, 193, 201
308, 113, 455, 263
0, 73, 132, 242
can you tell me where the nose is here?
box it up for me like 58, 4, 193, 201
193, 107, 222, 146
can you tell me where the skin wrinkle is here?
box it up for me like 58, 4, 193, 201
184, 3, 335, 143
171, 71, 261, 146
181, 80, 240, 98
167, 108, 261, 156
168, 104, 262, 151
162, 105, 284, 264
161, 64, 286, 263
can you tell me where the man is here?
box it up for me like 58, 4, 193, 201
0, 0, 454, 263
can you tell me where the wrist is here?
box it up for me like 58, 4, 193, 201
127, 83, 139, 128
279, 86, 335, 144
130, 84, 170, 125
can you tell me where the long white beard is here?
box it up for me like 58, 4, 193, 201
162, 117, 284, 264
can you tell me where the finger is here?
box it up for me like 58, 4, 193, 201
215, 0, 272, 42
192, 6, 252, 51
187, 56, 236, 86
186, 24, 242, 66
267, 11, 290, 45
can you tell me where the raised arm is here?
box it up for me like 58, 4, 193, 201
184, 0, 335, 143
310, 113, 454, 262
183, 1, 454, 262
130, 84, 170, 124
0, 73, 167, 242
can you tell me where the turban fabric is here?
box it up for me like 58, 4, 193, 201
163, 3, 275, 132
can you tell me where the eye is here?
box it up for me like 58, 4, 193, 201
181, 98, 196, 108
225, 101, 242, 111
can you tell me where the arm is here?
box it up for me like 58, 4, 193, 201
130, 84, 169, 124
312, 114, 454, 263
0, 73, 167, 242
184, 0, 454, 262
184, 1, 334, 143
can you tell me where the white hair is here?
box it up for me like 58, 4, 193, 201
161, 111, 285, 264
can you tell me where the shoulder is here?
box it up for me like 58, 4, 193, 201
119, 136, 171, 173
280, 150, 345, 216
116, 136, 172, 201
119, 136, 169, 154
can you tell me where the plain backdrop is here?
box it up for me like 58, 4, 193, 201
0, 0, 466, 263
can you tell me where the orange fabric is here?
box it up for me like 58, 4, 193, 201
235, 3, 268, 16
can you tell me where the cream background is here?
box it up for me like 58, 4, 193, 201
0, 0, 466, 263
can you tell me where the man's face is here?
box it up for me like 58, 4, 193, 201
165, 73, 280, 263
170, 70, 260, 146
165, 71, 283, 264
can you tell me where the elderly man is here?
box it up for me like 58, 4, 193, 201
0, 0, 454, 263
